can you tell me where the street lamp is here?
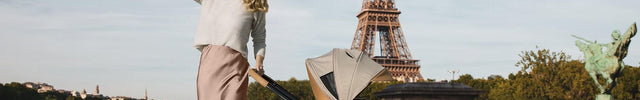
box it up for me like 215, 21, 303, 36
450, 70, 459, 81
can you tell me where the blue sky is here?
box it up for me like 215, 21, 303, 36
1, 0, 640, 99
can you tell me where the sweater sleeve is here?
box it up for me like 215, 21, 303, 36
251, 12, 267, 58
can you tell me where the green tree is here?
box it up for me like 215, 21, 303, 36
248, 77, 402, 100
0, 82, 43, 100
248, 77, 313, 100
452, 74, 503, 99
0, 82, 85, 100
612, 66, 640, 99
486, 48, 597, 99
41, 91, 70, 100
65, 96, 82, 100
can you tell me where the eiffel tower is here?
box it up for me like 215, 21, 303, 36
351, 0, 423, 82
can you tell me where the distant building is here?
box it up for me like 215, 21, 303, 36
96, 85, 100, 94
77, 88, 107, 99
20, 82, 145, 100
81, 89, 87, 99
23, 82, 39, 89
56, 89, 72, 95
375, 82, 482, 99
144, 88, 148, 100
22, 82, 54, 93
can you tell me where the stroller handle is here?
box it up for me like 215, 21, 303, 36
248, 69, 299, 100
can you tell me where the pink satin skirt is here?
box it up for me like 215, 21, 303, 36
197, 45, 249, 100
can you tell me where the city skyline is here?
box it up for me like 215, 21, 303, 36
2, 0, 640, 99
7, 82, 147, 100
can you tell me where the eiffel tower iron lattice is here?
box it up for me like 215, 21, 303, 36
350, 0, 423, 82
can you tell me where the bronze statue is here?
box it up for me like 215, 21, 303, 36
573, 22, 636, 99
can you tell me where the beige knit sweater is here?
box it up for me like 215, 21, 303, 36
193, 0, 266, 58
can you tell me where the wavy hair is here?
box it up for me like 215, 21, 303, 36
242, 0, 269, 12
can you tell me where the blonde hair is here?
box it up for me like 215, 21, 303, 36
242, 0, 269, 12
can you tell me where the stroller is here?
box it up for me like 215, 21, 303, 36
249, 48, 393, 100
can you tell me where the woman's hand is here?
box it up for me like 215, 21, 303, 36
252, 55, 265, 75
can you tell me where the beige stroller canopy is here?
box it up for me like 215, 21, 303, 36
305, 48, 388, 100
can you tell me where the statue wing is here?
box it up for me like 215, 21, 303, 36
614, 23, 637, 59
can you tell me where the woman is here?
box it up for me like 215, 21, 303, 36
193, 0, 268, 99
